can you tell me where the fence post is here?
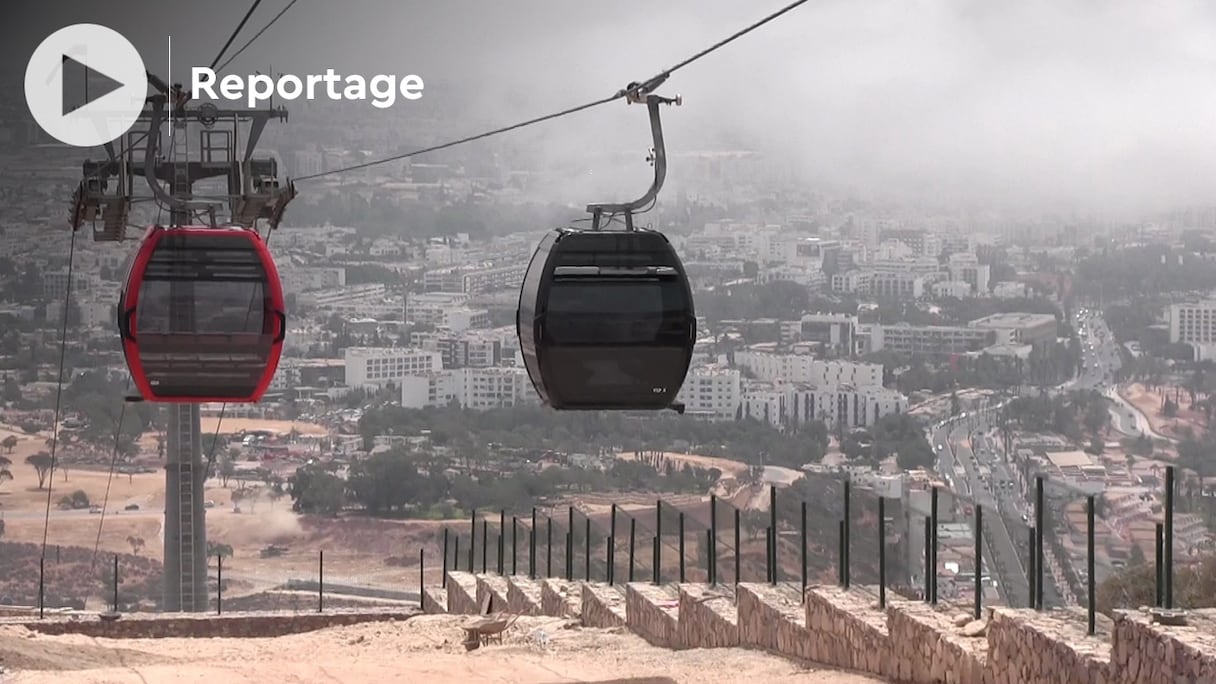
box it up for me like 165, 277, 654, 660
1164, 465, 1175, 609
318, 550, 324, 613
217, 554, 223, 615
453, 536, 460, 583
512, 517, 518, 575
878, 496, 886, 609
1034, 476, 1044, 610
531, 507, 538, 578
653, 536, 660, 585
930, 486, 938, 604
769, 487, 777, 584
470, 509, 477, 573
546, 517, 553, 578
608, 534, 615, 586
482, 520, 489, 574
709, 495, 718, 585
974, 505, 982, 620
419, 548, 425, 607
442, 528, 449, 587
838, 520, 846, 586
800, 500, 808, 596
765, 527, 773, 584
566, 532, 572, 581
1086, 495, 1095, 636
112, 554, 119, 612
497, 534, 504, 575
629, 518, 637, 583
584, 517, 591, 582
655, 499, 663, 579
678, 511, 686, 583
38, 557, 44, 619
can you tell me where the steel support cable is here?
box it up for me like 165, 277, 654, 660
294, 0, 811, 183
38, 228, 79, 560
211, 0, 266, 71
216, 0, 301, 74
90, 393, 130, 568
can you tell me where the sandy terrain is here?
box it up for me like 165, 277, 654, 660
0, 616, 881, 683
614, 451, 748, 478
1121, 383, 1206, 440
197, 417, 329, 437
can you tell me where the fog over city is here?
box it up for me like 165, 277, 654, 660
5, 0, 1216, 216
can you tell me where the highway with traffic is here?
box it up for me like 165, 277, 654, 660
930, 306, 1131, 608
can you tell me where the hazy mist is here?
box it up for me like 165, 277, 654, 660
8, 0, 1216, 216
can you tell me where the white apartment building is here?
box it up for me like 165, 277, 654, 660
1169, 300, 1216, 344
733, 351, 883, 388
299, 284, 398, 317
400, 366, 539, 409
676, 365, 742, 419
343, 347, 443, 388
423, 262, 527, 294
870, 271, 925, 300
406, 292, 466, 325
279, 267, 346, 293
741, 383, 907, 429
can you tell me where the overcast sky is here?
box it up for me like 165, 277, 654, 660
8, 0, 1216, 216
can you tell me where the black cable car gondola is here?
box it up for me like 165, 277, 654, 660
118, 225, 286, 403
518, 89, 694, 412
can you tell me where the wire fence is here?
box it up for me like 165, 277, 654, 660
2, 466, 1193, 634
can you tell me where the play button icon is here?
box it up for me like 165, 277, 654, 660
61, 55, 126, 115
25, 24, 147, 148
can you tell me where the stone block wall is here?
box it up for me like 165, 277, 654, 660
676, 584, 737, 649
421, 587, 446, 614
582, 583, 627, 629
886, 599, 988, 684
443, 572, 479, 615
475, 575, 511, 614
987, 609, 1109, 684
805, 585, 892, 679
736, 583, 813, 661
624, 583, 679, 648
505, 576, 542, 616
1110, 609, 1216, 684
540, 579, 580, 618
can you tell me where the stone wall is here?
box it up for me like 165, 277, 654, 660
540, 579, 580, 618
736, 583, 812, 661
581, 583, 627, 629
987, 609, 1109, 684
886, 599, 988, 684
1110, 609, 1216, 684
505, 576, 542, 616
805, 585, 892, 679
475, 575, 511, 614
14, 609, 418, 638
624, 583, 679, 648
443, 572, 479, 615
421, 587, 446, 614
676, 584, 737, 649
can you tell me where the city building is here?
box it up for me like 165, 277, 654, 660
968, 313, 1057, 346
343, 347, 443, 388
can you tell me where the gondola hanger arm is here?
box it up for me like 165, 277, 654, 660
585, 89, 682, 230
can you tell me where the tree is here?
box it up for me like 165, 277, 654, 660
0, 465, 12, 491
2, 376, 20, 403
127, 535, 145, 555
206, 541, 233, 562
287, 463, 347, 515
950, 391, 961, 417
219, 452, 237, 488
1, 435, 17, 453
25, 452, 53, 489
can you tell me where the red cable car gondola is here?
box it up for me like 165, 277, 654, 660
118, 225, 286, 403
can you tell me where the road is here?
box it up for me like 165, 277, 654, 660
940, 416, 1031, 607
925, 306, 1124, 607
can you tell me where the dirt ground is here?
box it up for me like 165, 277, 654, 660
614, 451, 749, 478
1121, 383, 1207, 440
0, 616, 882, 683
196, 417, 329, 437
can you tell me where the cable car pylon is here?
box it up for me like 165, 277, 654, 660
70, 74, 295, 613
